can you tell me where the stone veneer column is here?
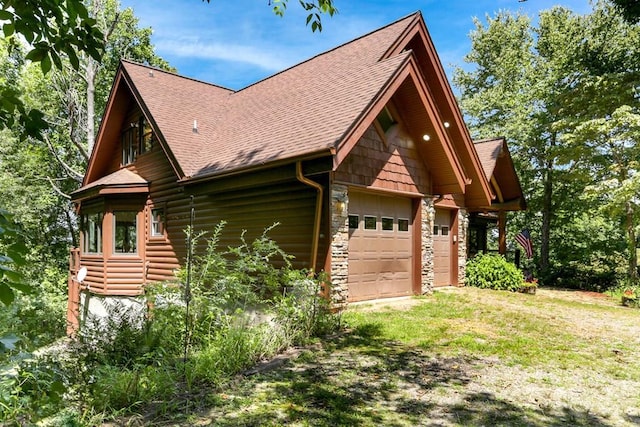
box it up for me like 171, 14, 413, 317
421, 198, 435, 294
457, 209, 469, 285
330, 184, 349, 308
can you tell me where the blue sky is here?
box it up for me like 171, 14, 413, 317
119, 0, 593, 90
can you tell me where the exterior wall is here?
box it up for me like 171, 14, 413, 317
331, 124, 436, 302
329, 184, 349, 307
335, 124, 430, 194
421, 198, 435, 294
457, 209, 469, 285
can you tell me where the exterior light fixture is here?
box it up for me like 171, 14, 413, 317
444, 121, 450, 128
422, 134, 431, 141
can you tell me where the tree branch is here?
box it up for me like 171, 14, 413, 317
43, 134, 85, 182
46, 176, 72, 200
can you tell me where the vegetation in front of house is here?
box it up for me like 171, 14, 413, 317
464, 253, 525, 292
0, 225, 339, 425
91, 287, 639, 426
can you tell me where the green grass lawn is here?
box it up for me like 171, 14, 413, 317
111, 287, 640, 426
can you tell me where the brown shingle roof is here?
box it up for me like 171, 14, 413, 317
121, 13, 419, 180
72, 168, 149, 200
473, 137, 504, 180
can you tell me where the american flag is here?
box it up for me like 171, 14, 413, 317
515, 229, 533, 259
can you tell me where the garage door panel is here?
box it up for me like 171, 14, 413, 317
348, 192, 414, 301
433, 209, 452, 287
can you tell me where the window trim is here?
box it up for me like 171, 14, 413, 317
149, 206, 166, 239
81, 212, 103, 255
113, 210, 139, 255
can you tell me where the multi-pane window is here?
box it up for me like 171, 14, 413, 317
140, 116, 154, 153
121, 125, 138, 165
114, 211, 137, 254
82, 213, 102, 254
121, 116, 154, 165
150, 208, 165, 237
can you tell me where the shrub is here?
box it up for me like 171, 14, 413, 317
465, 253, 524, 292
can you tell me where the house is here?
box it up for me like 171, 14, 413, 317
469, 138, 526, 257
66, 12, 525, 333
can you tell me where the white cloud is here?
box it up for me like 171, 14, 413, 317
156, 37, 292, 71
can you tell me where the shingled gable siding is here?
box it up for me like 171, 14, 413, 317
335, 125, 430, 193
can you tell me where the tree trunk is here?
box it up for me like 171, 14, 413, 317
540, 133, 556, 276
86, 57, 96, 155
625, 201, 637, 279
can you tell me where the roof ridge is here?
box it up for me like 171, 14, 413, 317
234, 11, 422, 94
120, 58, 235, 93
473, 137, 506, 144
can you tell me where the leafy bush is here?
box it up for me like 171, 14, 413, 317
0, 223, 340, 423
465, 253, 524, 292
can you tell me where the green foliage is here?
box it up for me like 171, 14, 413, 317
0, 224, 340, 423
0, 0, 104, 139
607, 276, 640, 307
455, 2, 640, 286
0, 209, 29, 307
465, 253, 524, 292
203, 0, 338, 32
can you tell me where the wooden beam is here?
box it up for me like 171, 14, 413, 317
498, 211, 507, 255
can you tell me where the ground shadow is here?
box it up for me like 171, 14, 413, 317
140, 322, 617, 426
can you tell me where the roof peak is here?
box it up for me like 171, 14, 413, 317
120, 59, 235, 93
218, 11, 422, 94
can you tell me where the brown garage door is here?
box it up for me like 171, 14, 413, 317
433, 209, 452, 286
348, 192, 413, 301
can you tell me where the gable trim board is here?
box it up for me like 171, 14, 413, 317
67, 11, 526, 333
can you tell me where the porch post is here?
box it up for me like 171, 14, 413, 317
498, 210, 507, 255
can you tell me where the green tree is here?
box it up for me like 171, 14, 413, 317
611, 0, 640, 23
558, 2, 640, 279
454, 3, 636, 286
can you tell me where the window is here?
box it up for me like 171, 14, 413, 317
348, 214, 359, 229
433, 225, 439, 235
82, 213, 102, 254
364, 216, 377, 230
139, 116, 154, 153
121, 125, 138, 165
376, 106, 396, 133
114, 211, 138, 254
150, 207, 165, 237
441, 226, 449, 236
398, 219, 409, 232
121, 116, 154, 164
381, 217, 394, 231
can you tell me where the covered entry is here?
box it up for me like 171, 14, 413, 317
347, 191, 413, 301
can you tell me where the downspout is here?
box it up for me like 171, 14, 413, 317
296, 161, 323, 271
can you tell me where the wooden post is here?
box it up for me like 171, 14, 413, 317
498, 211, 507, 255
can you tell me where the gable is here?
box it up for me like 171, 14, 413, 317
83, 11, 494, 209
